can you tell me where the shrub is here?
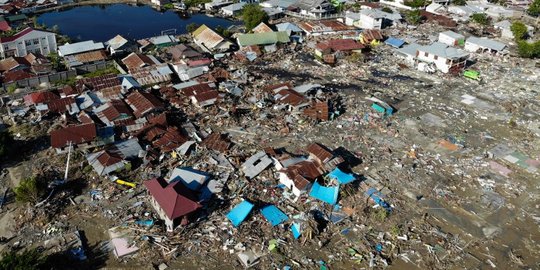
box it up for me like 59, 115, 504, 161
471, 13, 490, 25
14, 177, 43, 203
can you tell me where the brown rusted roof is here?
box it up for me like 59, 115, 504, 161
73, 50, 107, 63
45, 97, 76, 113
193, 25, 226, 50
0, 56, 29, 72
281, 160, 324, 190
97, 100, 133, 123
2, 69, 33, 83
303, 101, 329, 121
96, 151, 124, 166
307, 143, 333, 164
316, 39, 365, 52
276, 89, 306, 106
126, 91, 164, 118
121, 53, 156, 71
202, 133, 231, 153
50, 123, 97, 148
181, 82, 215, 97
76, 74, 120, 92
194, 89, 219, 103
152, 127, 188, 152
264, 82, 293, 93
361, 29, 383, 42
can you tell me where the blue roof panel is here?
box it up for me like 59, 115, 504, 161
260, 205, 289, 226
226, 200, 254, 227
309, 182, 339, 205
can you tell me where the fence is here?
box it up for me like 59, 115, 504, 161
1, 70, 77, 91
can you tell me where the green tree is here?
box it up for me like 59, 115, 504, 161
528, 0, 540, 17
405, 10, 423, 25
0, 248, 47, 270
517, 40, 540, 58
471, 13, 490, 25
453, 0, 467, 5
14, 177, 43, 203
6, 84, 17, 94
381, 7, 393, 13
241, 4, 269, 32
404, 0, 427, 8
186, 23, 200, 33
215, 25, 232, 38
510, 21, 528, 40
0, 131, 12, 158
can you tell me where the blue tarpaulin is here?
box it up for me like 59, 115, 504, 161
260, 205, 289, 226
328, 168, 356, 184
366, 188, 391, 210
309, 182, 339, 205
291, 223, 301, 239
226, 200, 254, 227
385, 37, 405, 48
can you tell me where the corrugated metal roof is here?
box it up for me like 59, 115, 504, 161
237, 31, 290, 47
466, 36, 506, 51
58, 40, 105, 56
50, 123, 97, 148
193, 24, 227, 50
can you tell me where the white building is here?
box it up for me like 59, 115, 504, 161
464, 36, 507, 54
293, 0, 335, 18
0, 28, 57, 59
438, 31, 465, 46
221, 2, 246, 16
344, 9, 400, 29
416, 42, 469, 73
395, 43, 421, 64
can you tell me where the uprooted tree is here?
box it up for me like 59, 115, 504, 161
14, 176, 44, 204
241, 4, 269, 32
0, 248, 47, 270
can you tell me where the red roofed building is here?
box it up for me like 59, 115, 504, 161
144, 177, 201, 231
126, 91, 164, 118
23, 91, 59, 106
50, 123, 97, 150
0, 21, 11, 32
2, 69, 34, 83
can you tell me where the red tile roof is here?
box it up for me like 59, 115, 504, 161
24, 91, 59, 106
50, 123, 97, 148
126, 91, 164, 118
0, 27, 33, 43
144, 177, 201, 220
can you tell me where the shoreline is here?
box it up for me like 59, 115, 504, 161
32, 0, 153, 14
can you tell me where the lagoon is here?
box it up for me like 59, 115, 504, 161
37, 4, 238, 42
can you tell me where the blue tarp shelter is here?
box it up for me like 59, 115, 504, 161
328, 168, 356, 184
260, 205, 289, 226
309, 182, 339, 205
385, 37, 405, 48
226, 200, 254, 227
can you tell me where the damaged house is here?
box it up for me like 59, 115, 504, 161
86, 138, 142, 175
144, 177, 201, 232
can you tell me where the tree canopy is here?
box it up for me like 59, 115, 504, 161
471, 13, 490, 25
528, 0, 540, 17
510, 21, 528, 40
0, 248, 47, 270
405, 10, 423, 25
241, 4, 269, 32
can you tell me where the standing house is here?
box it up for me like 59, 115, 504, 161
0, 27, 57, 59
438, 31, 465, 47
464, 36, 507, 54
192, 24, 232, 53
106, 35, 138, 55
144, 178, 201, 232
416, 42, 469, 73
291, 0, 335, 19
344, 9, 394, 30
314, 39, 364, 64
221, 2, 246, 16
297, 20, 354, 36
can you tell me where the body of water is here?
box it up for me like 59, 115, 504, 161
37, 4, 238, 42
